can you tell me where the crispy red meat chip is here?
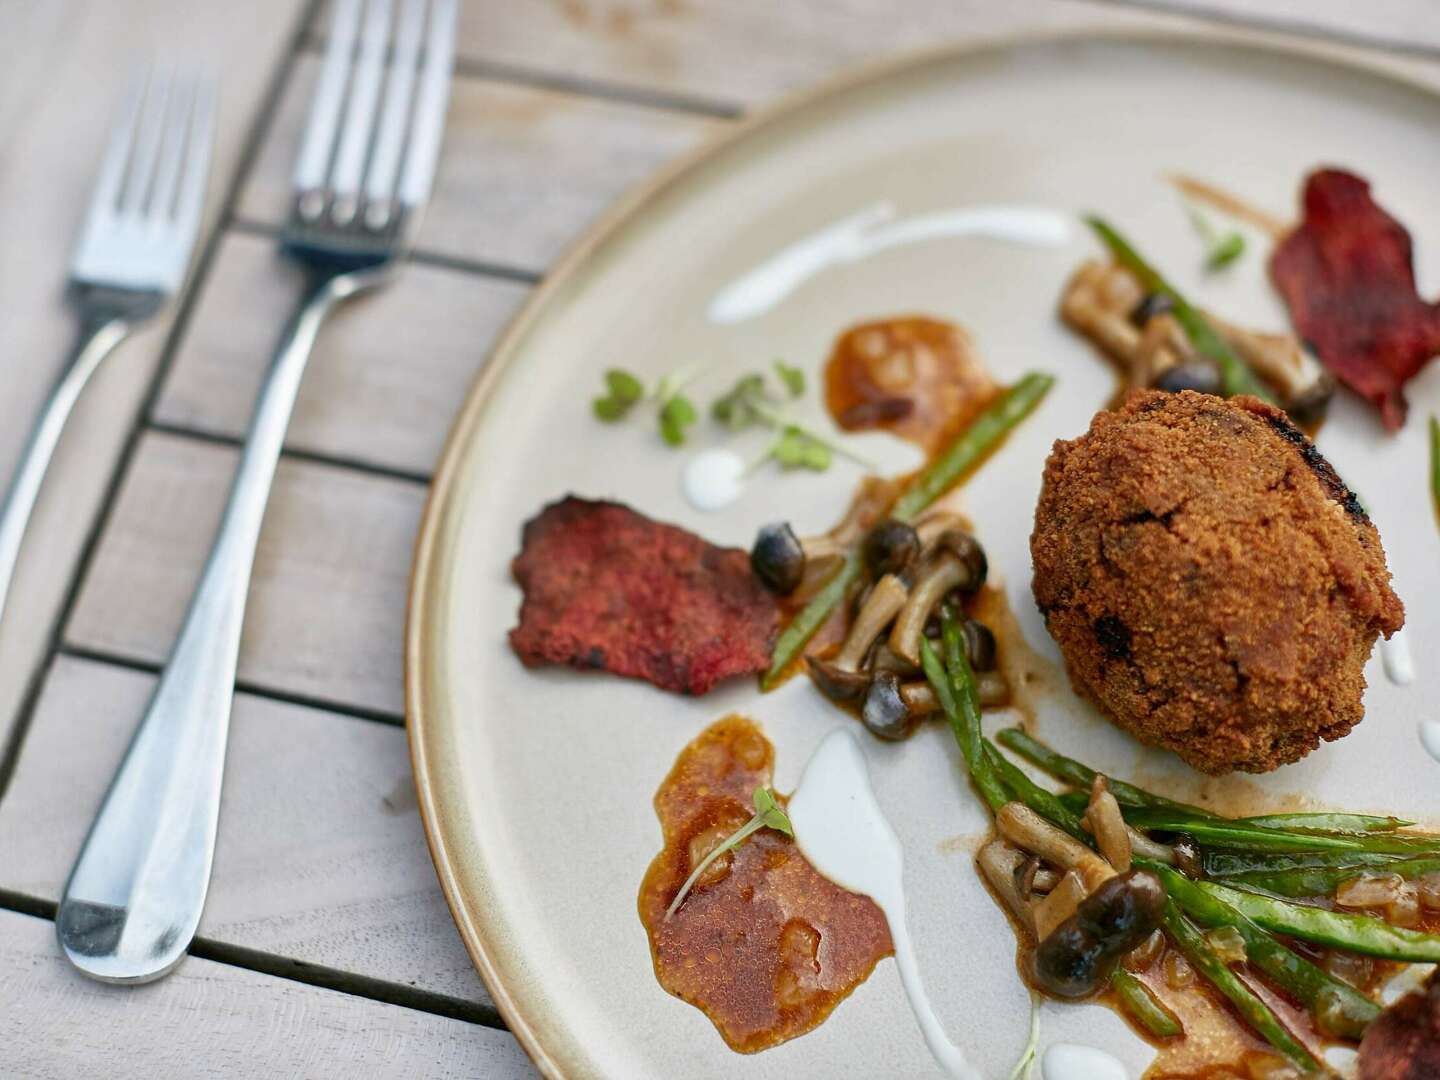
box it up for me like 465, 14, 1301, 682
1270, 168, 1440, 430
509, 496, 778, 695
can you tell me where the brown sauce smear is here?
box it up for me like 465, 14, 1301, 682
638, 716, 892, 1052
824, 317, 997, 452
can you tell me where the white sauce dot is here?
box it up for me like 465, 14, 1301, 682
1042, 1043, 1129, 1080
1421, 721, 1440, 767
680, 448, 745, 512
1382, 628, 1415, 686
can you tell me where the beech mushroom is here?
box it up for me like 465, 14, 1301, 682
888, 532, 987, 665
806, 573, 908, 703
1083, 776, 1132, 874
978, 840, 1034, 933
1032, 869, 1167, 999
996, 803, 1115, 892
750, 522, 845, 595
1033, 869, 1089, 942
860, 671, 917, 741
861, 519, 921, 578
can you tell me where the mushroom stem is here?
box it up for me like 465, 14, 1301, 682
1084, 776, 1132, 874
834, 573, 909, 670
978, 840, 1034, 935
914, 512, 966, 553
889, 556, 967, 665
1034, 870, 1089, 942
997, 802, 1116, 892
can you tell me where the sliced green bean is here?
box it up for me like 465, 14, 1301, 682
994, 728, 1209, 815
1125, 809, 1440, 855
1201, 881, 1440, 962
1222, 855, 1440, 900
762, 372, 1053, 689
1204, 850, 1407, 878
1148, 863, 1378, 1039
920, 637, 1007, 813
890, 373, 1054, 522
1430, 415, 1439, 521
1087, 217, 1274, 403
984, 741, 1089, 841
1110, 969, 1183, 1039
1238, 812, 1413, 834
1161, 902, 1317, 1072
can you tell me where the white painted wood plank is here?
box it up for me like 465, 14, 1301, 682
0, 0, 308, 770
0, 655, 488, 1006
64, 433, 420, 716
0, 908, 536, 1079
238, 57, 719, 271
153, 230, 529, 477
415, 0, 1223, 106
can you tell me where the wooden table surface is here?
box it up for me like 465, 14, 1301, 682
1, 1, 1435, 1076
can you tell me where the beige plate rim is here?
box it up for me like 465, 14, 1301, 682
405, 25, 1438, 1079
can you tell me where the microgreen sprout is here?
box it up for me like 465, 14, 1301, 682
665, 786, 793, 919
592, 366, 701, 445
1185, 202, 1246, 272
773, 359, 806, 397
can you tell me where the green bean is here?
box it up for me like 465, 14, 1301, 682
1148, 863, 1378, 1039
920, 637, 1007, 813
761, 373, 1053, 689
1125, 809, 1440, 855
994, 728, 1209, 815
1086, 218, 1274, 403
1201, 881, 1440, 962
1204, 850, 1407, 878
1222, 855, 1440, 900
1161, 902, 1317, 1072
984, 741, 1089, 841
1110, 969, 1182, 1039
1430, 415, 1439, 521
760, 552, 861, 689
1238, 812, 1414, 834
890, 373, 1054, 522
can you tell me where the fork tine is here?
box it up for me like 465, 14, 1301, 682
398, 0, 456, 209
331, 0, 393, 218
172, 74, 217, 245
363, 0, 425, 225
147, 74, 198, 223
120, 68, 173, 217
294, 0, 363, 209
80, 69, 146, 231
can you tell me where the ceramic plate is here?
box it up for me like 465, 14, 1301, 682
408, 31, 1440, 1079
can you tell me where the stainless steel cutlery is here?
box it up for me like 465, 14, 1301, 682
56, 0, 457, 984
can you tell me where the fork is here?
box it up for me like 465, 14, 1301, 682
56, 0, 457, 985
0, 69, 214, 650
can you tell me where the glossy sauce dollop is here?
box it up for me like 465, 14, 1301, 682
638, 716, 892, 1052
825, 317, 997, 451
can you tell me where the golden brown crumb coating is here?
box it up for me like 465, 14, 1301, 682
1031, 391, 1404, 774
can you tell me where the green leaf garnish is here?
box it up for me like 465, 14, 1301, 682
1206, 232, 1246, 271
774, 360, 805, 397
771, 426, 832, 471
592, 367, 645, 422
605, 368, 644, 404
658, 393, 698, 445
711, 374, 767, 430
1185, 203, 1246, 272
666, 787, 793, 918
592, 396, 629, 422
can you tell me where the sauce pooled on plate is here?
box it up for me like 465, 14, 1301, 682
824, 316, 997, 451
638, 716, 892, 1052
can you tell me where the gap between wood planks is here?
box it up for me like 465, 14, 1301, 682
56, 643, 408, 728
0, 0, 326, 806
0, 887, 503, 1030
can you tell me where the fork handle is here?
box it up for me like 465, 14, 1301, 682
57, 271, 378, 983
0, 315, 131, 632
